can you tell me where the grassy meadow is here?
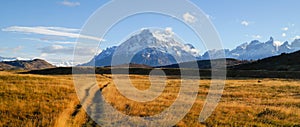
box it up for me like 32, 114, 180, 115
0, 71, 299, 126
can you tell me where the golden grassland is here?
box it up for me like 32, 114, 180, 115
0, 71, 86, 127
0, 71, 299, 126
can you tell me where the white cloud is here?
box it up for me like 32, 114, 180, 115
252, 35, 262, 39
241, 20, 250, 26
40, 53, 48, 57
38, 26, 80, 32
59, 0, 80, 7
0, 46, 23, 54
282, 27, 289, 31
23, 38, 77, 45
183, 12, 197, 23
165, 27, 174, 36
23, 37, 51, 43
282, 33, 287, 37
39, 45, 71, 54
2, 26, 104, 42
39, 44, 99, 56
54, 41, 77, 45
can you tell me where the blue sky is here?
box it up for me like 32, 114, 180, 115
1, 0, 300, 65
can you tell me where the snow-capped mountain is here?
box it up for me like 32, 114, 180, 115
50, 61, 77, 67
202, 37, 300, 60
0, 56, 30, 62
85, 29, 200, 67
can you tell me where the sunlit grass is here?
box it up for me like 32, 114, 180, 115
0, 71, 299, 126
100, 76, 300, 126
0, 71, 84, 127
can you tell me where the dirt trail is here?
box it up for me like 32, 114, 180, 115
56, 74, 111, 127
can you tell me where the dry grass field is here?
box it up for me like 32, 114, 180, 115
0, 71, 86, 127
0, 71, 299, 126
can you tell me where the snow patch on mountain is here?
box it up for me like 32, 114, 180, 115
50, 61, 77, 67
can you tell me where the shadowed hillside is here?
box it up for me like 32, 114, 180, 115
159, 58, 248, 69
232, 50, 300, 71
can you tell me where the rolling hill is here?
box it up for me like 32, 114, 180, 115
0, 59, 55, 70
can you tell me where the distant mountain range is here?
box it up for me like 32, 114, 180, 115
203, 37, 300, 60
159, 49, 300, 71
0, 59, 55, 70
84, 28, 300, 67
0, 56, 30, 62
50, 61, 77, 67
0, 56, 76, 67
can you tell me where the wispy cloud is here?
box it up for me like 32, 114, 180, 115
59, 0, 80, 7
0, 46, 23, 54
23, 38, 51, 43
54, 41, 77, 45
241, 20, 250, 27
2, 26, 104, 42
23, 38, 77, 45
252, 35, 262, 39
282, 33, 287, 37
39, 44, 101, 56
39, 45, 74, 54
183, 12, 197, 23
204, 13, 215, 20
12, 46, 23, 54
282, 27, 289, 31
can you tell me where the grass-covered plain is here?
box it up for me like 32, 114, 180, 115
0, 71, 299, 126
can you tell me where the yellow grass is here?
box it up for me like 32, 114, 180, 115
0, 71, 299, 126
0, 71, 84, 127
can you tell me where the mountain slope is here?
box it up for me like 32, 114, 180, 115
0, 63, 18, 70
0, 59, 55, 70
231, 50, 300, 71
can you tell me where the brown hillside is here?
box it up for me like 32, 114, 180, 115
1, 59, 55, 70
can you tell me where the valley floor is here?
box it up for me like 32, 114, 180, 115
0, 71, 299, 126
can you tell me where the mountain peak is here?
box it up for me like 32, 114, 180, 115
140, 29, 153, 36
266, 37, 274, 44
269, 37, 274, 42
282, 41, 289, 45
137, 28, 176, 42
250, 40, 261, 45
